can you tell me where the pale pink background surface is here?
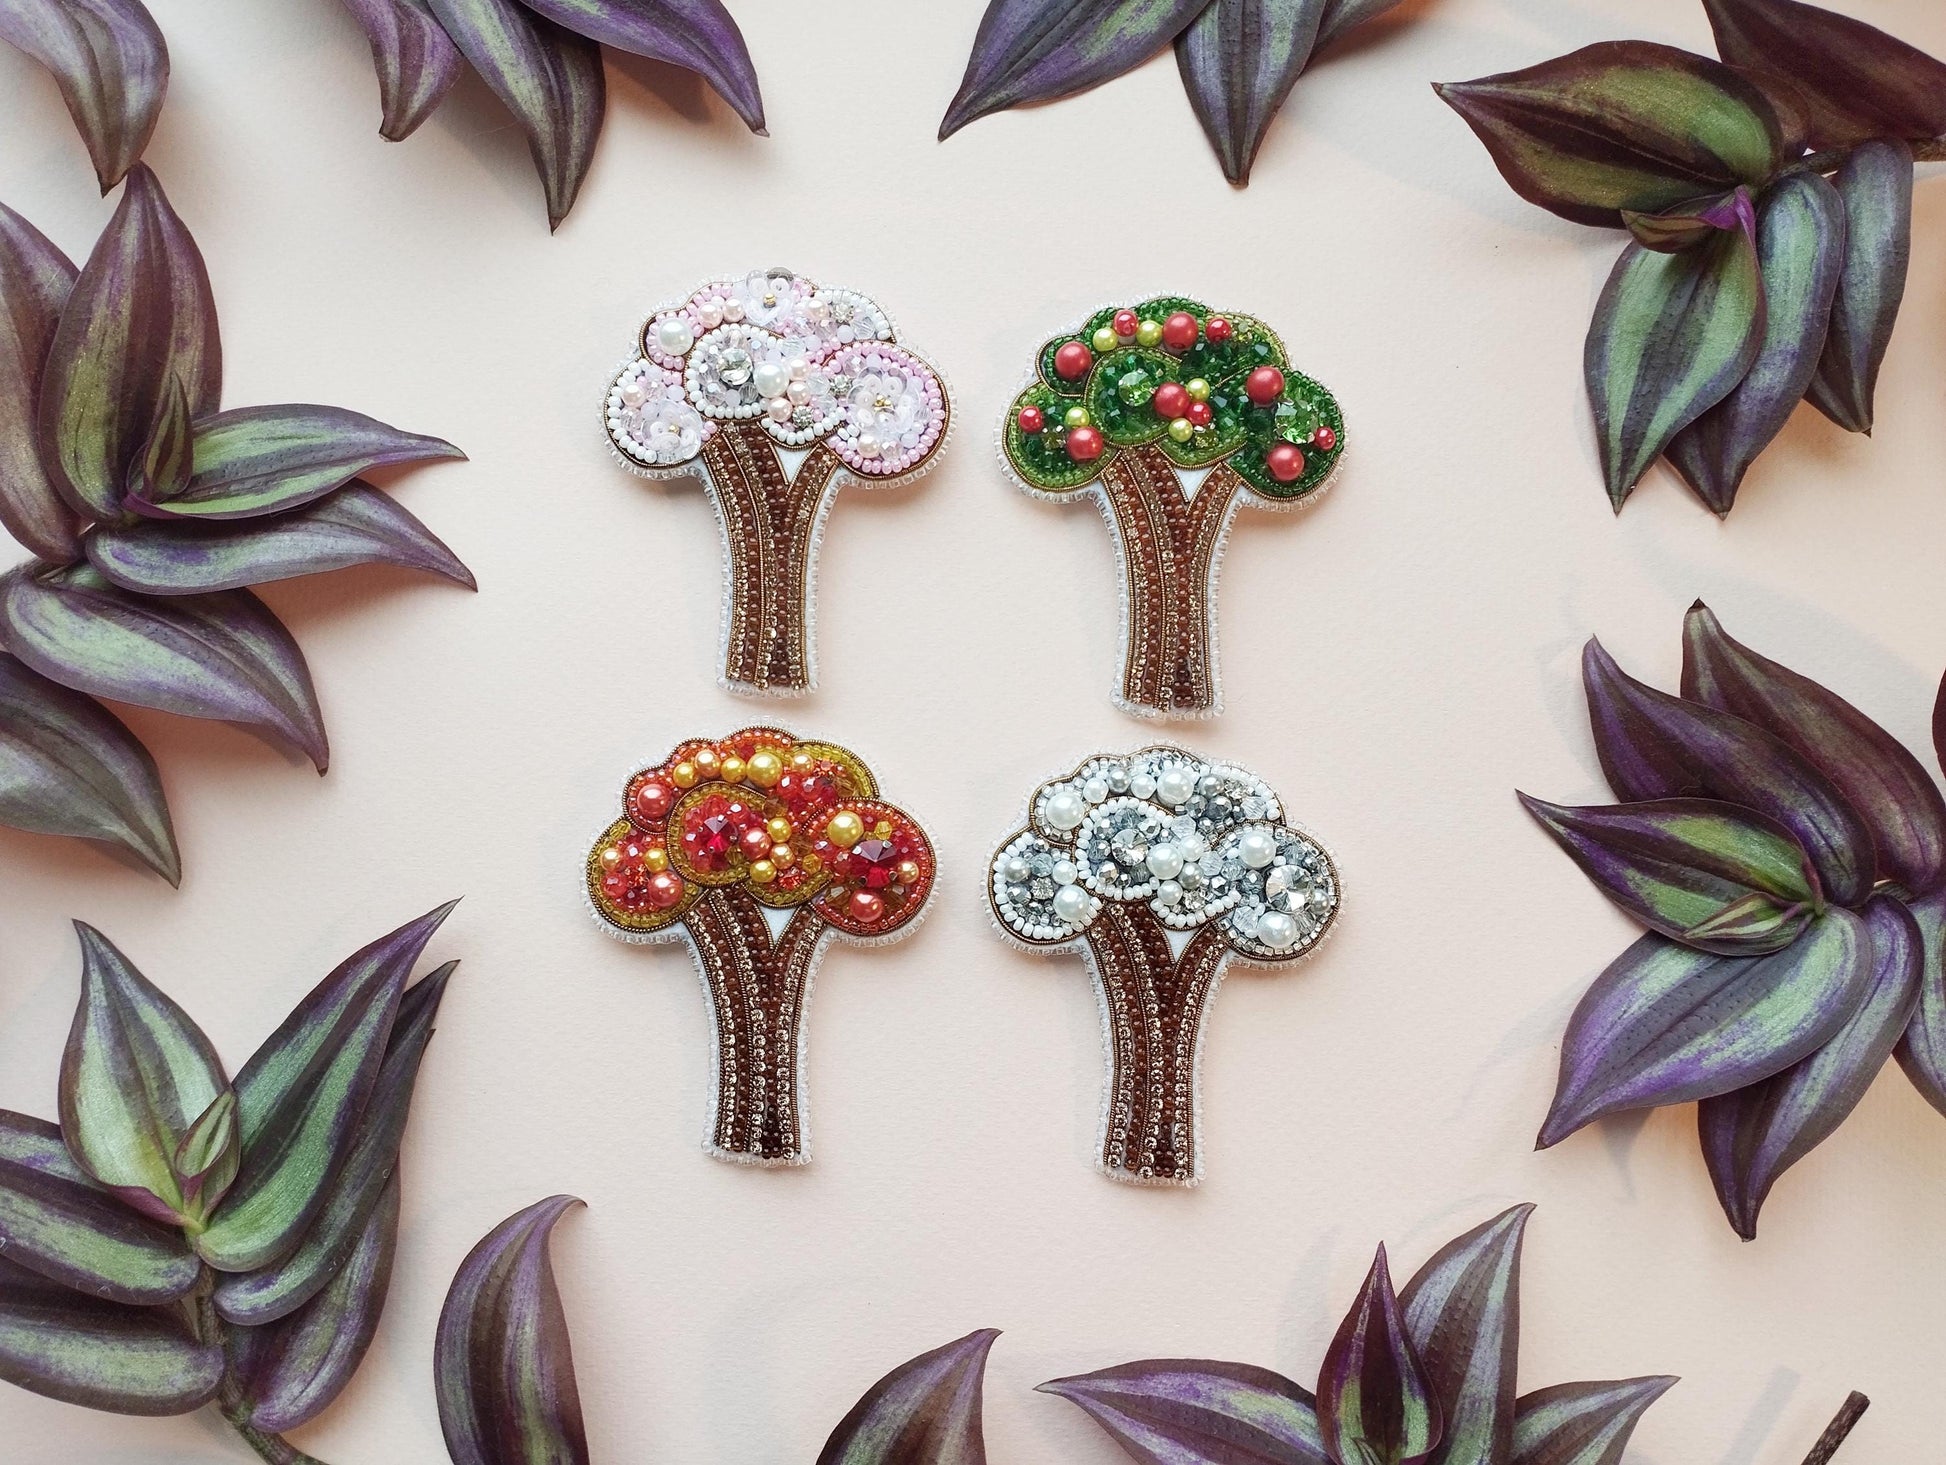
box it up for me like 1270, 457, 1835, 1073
3, 1, 1944, 1460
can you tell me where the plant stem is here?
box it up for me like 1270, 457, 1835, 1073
221, 1406, 330, 1465
1801, 1392, 1870, 1465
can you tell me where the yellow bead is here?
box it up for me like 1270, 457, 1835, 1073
692, 748, 720, 778
1135, 319, 1163, 347
746, 750, 783, 787
897, 859, 922, 885
720, 755, 745, 783
1091, 325, 1119, 353
749, 859, 776, 884
772, 843, 795, 868
791, 751, 814, 771
670, 761, 698, 789
875, 820, 893, 838
800, 852, 823, 875
642, 846, 669, 873
1185, 378, 1210, 402
1168, 417, 1194, 443
599, 846, 622, 869
766, 816, 793, 842
825, 811, 864, 849
1063, 405, 1090, 430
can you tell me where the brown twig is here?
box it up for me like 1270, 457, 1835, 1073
1800, 1392, 1870, 1465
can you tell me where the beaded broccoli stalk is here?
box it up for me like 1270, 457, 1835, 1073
989, 748, 1340, 1184
1002, 298, 1344, 717
602, 270, 950, 695
585, 727, 935, 1165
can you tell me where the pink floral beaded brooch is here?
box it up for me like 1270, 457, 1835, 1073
587, 727, 935, 1166
989, 748, 1340, 1185
1001, 297, 1344, 718
604, 270, 950, 695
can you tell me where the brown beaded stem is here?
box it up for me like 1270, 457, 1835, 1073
681, 884, 828, 1162
1801, 1393, 1869, 1465
700, 424, 846, 693
1096, 443, 1243, 716
1083, 901, 1233, 1182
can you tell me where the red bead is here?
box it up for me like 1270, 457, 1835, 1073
629, 778, 673, 823
1112, 309, 1139, 337
740, 825, 773, 861
1016, 404, 1044, 434
1313, 425, 1337, 451
1187, 401, 1213, 427
645, 871, 685, 909
1205, 317, 1233, 343
1161, 312, 1199, 351
1151, 382, 1189, 419
1245, 366, 1285, 405
601, 871, 628, 898
1266, 443, 1307, 482
1065, 426, 1105, 462
848, 890, 885, 925
1053, 341, 1093, 381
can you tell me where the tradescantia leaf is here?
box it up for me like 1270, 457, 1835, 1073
1893, 887, 1946, 1117
1175, 0, 1328, 185
1620, 187, 1753, 254
1434, 43, 1786, 229
1702, 0, 1946, 149
124, 372, 191, 506
1580, 640, 1875, 908
57, 922, 229, 1226
195, 902, 455, 1273
1665, 172, 1845, 514
1398, 1206, 1531, 1465
1039, 1359, 1330, 1465
436, 1193, 589, 1465
940, 0, 1212, 140
0, 652, 178, 882
338, 0, 465, 141
37, 164, 220, 520
1317, 1246, 1441, 1465
820, 1329, 999, 1465
1699, 895, 1920, 1239
1806, 139, 1912, 436
1538, 910, 1873, 1147
422, 0, 604, 230
1681, 603, 1946, 894
511, 0, 764, 133
1509, 1378, 1676, 1465
0, 1109, 199, 1305
1315, 0, 1401, 49
172, 1088, 238, 1223
0, 1252, 221, 1416
0, 201, 81, 562
0, 0, 167, 192
1517, 795, 1818, 955
0, 563, 327, 771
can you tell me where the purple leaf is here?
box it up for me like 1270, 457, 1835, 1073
819, 1330, 999, 1465
1509, 1378, 1676, 1465
1702, 0, 1946, 148
1620, 186, 1755, 254
1806, 139, 1912, 435
1316, 0, 1401, 49
1039, 1359, 1329, 1464
1581, 639, 1875, 907
421, 0, 604, 230
0, 563, 327, 770
0, 1252, 222, 1416
0, 0, 167, 191
337, 0, 465, 140
1665, 172, 1845, 514
511, 0, 764, 132
0, 652, 178, 882
1538, 910, 1873, 1147
195, 902, 455, 1273
37, 164, 220, 520
436, 1193, 589, 1465
1893, 887, 1946, 1116
1317, 1246, 1441, 1465
1434, 43, 1786, 229
1681, 603, 1946, 894
1399, 1206, 1532, 1465
1699, 895, 1920, 1238
1518, 794, 1819, 955
124, 372, 191, 506
1175, 0, 1327, 185
0, 202, 81, 561
940, 0, 1212, 140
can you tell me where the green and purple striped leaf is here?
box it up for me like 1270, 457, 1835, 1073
0, 1252, 221, 1416
512, 0, 763, 132
1665, 172, 1845, 514
124, 372, 191, 506
1317, 1245, 1441, 1465
1699, 895, 1920, 1238
1806, 139, 1912, 435
194, 902, 454, 1273
1681, 603, 1946, 894
940, 0, 1211, 140
436, 1193, 589, 1465
1399, 1206, 1531, 1465
1581, 639, 1875, 907
820, 1329, 999, 1465
0, 0, 167, 191
1434, 43, 1786, 229
338, 0, 464, 140
1175, 0, 1327, 185
57, 922, 228, 1226
0, 202, 80, 561
1039, 1359, 1329, 1465
37, 164, 219, 520
0, 1109, 198, 1305
171, 1088, 238, 1224
422, 0, 604, 230
1702, 0, 1946, 148
1893, 887, 1946, 1116
1315, 0, 1401, 49
1620, 187, 1753, 254
0, 652, 178, 882
0, 563, 327, 770
1538, 910, 1873, 1146
1517, 794, 1818, 955
225, 1168, 400, 1432
1509, 1378, 1676, 1465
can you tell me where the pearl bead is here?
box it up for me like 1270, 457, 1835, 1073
698, 302, 723, 328
1152, 382, 1189, 419
1266, 443, 1307, 482
1238, 829, 1277, 868
767, 397, 793, 421
1052, 858, 1078, 885
788, 356, 809, 380
1091, 325, 1119, 353
826, 811, 864, 848
720, 755, 745, 783
749, 859, 776, 884
1135, 319, 1163, 347
746, 751, 782, 787
1156, 768, 1195, 805
1082, 777, 1108, 803
787, 380, 811, 405
1162, 312, 1199, 350
1065, 426, 1104, 462
1155, 880, 1183, 908
1168, 417, 1194, 443
621, 380, 648, 406
1205, 317, 1234, 343
1246, 366, 1286, 404
722, 298, 744, 322
1004, 856, 1030, 882
1052, 884, 1091, 924
1063, 405, 1090, 430
849, 890, 885, 924
753, 361, 788, 398
1313, 425, 1338, 451
1017, 405, 1045, 434
1185, 378, 1211, 402
1112, 309, 1139, 337
1045, 790, 1086, 830
1146, 842, 1183, 879
656, 317, 695, 354
1130, 775, 1155, 799
1256, 911, 1299, 950
1054, 341, 1094, 380
1187, 401, 1213, 427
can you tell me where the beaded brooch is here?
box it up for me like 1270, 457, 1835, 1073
604, 270, 950, 695
1001, 298, 1344, 718
989, 748, 1340, 1185
586, 727, 935, 1166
